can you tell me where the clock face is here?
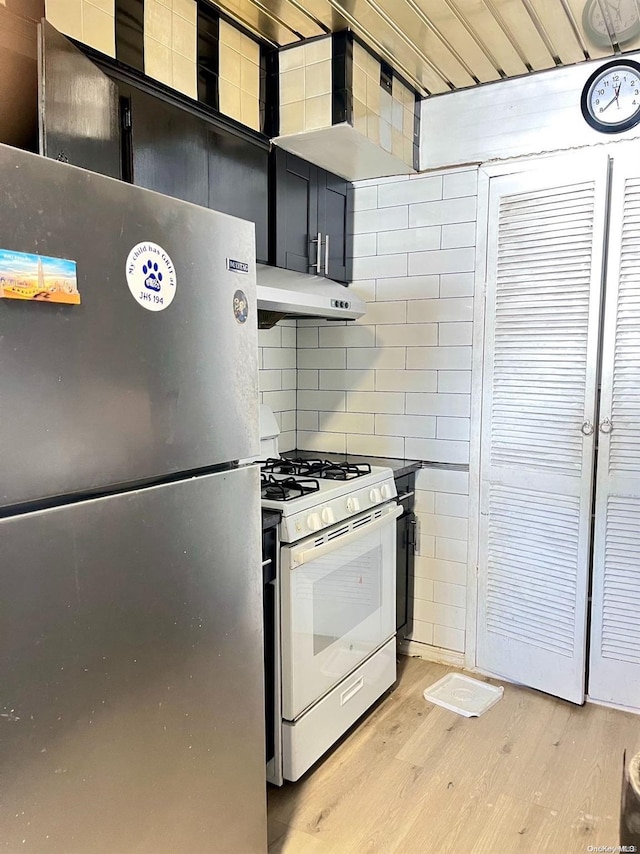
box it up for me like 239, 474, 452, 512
583, 0, 640, 47
581, 60, 640, 133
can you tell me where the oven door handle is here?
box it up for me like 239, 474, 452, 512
290, 504, 403, 568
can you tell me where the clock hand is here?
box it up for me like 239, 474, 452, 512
601, 92, 620, 111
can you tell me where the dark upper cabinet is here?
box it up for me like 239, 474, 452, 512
120, 84, 269, 263
274, 148, 350, 283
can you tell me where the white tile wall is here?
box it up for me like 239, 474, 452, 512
294, 166, 478, 654
258, 320, 296, 452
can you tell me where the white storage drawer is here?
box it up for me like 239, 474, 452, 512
282, 638, 396, 781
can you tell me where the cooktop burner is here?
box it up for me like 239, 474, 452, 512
261, 457, 372, 480
260, 474, 320, 502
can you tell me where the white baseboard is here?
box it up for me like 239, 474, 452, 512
398, 638, 465, 667
586, 695, 640, 716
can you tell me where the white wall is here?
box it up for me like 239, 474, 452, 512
421, 51, 640, 171
258, 320, 297, 452
295, 167, 478, 655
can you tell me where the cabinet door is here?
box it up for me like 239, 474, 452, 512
38, 20, 121, 178
319, 170, 349, 283
589, 153, 640, 708
274, 149, 319, 274
477, 154, 608, 704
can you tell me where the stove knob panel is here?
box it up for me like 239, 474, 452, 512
346, 497, 360, 514
369, 488, 382, 504
307, 513, 322, 532
381, 484, 392, 500
321, 507, 335, 525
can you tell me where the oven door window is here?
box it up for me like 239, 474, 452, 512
281, 512, 396, 721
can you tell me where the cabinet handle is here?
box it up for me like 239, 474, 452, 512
311, 232, 322, 273
581, 420, 594, 436
600, 418, 613, 434
261, 558, 273, 567
324, 234, 330, 278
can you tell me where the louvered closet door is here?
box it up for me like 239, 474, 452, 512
478, 156, 608, 704
589, 154, 640, 708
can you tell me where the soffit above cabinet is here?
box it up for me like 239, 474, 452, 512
204, 0, 640, 97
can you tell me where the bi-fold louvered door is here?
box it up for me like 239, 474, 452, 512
477, 155, 609, 704
589, 153, 640, 708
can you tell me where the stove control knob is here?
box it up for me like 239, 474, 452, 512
369, 488, 382, 504
307, 513, 322, 532
381, 484, 392, 500
346, 496, 360, 514
321, 507, 335, 525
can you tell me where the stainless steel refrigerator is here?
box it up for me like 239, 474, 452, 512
0, 144, 266, 853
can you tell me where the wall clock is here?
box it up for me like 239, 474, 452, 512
582, 0, 640, 49
581, 59, 640, 133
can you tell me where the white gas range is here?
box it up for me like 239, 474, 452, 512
259, 418, 399, 786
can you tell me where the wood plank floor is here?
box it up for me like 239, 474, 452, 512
267, 656, 640, 853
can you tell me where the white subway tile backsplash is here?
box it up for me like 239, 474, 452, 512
406, 392, 471, 417
433, 625, 465, 652
441, 221, 477, 249
297, 430, 347, 453
417, 534, 436, 558
375, 369, 437, 393
405, 438, 469, 464
352, 185, 378, 211
319, 411, 374, 434
281, 324, 297, 348
435, 492, 469, 518
353, 205, 408, 234
352, 253, 408, 281
437, 416, 471, 441
406, 347, 472, 371
297, 390, 346, 411
433, 581, 466, 608
352, 233, 378, 257
437, 371, 472, 393
319, 369, 374, 391
377, 225, 440, 256
262, 389, 296, 412
378, 175, 442, 208
298, 348, 346, 369
413, 577, 435, 602
408, 247, 476, 276
258, 325, 282, 348
421, 513, 468, 541
259, 370, 282, 392
410, 620, 434, 646
414, 489, 435, 514
347, 348, 406, 370
436, 537, 469, 564
346, 433, 405, 458
319, 325, 374, 348
356, 300, 407, 325
297, 411, 319, 431
281, 369, 297, 390
297, 327, 319, 348
280, 410, 296, 432
413, 600, 465, 630
376, 414, 436, 439
439, 322, 473, 346
416, 467, 469, 494
410, 297, 474, 323
297, 369, 319, 389
375, 275, 439, 301
262, 347, 296, 370
414, 556, 467, 585
439, 272, 475, 298
376, 324, 437, 348
347, 391, 405, 414
443, 169, 478, 199
409, 196, 477, 228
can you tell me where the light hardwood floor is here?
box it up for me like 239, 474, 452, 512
267, 656, 640, 853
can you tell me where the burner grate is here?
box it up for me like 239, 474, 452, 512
260, 474, 320, 502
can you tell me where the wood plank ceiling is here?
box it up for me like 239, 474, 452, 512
206, 0, 640, 96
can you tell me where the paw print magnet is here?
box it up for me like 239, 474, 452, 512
126, 241, 176, 312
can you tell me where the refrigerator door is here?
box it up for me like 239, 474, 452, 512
0, 467, 266, 854
38, 20, 121, 178
0, 144, 259, 509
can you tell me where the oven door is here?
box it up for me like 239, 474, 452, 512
281, 502, 401, 721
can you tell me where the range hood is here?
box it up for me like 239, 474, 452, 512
256, 263, 366, 328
